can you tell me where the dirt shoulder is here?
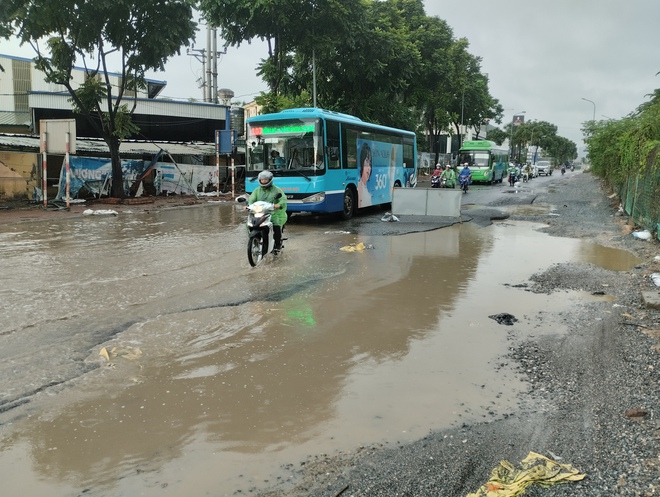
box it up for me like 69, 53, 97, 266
256, 172, 660, 497
0, 194, 233, 225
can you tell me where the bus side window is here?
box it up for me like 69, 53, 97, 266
403, 137, 414, 168
342, 127, 358, 170
326, 120, 341, 169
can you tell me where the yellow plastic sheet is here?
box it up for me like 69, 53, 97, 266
466, 451, 586, 497
340, 242, 367, 252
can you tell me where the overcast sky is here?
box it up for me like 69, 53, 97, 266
2, 0, 659, 157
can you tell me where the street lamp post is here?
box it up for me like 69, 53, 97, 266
581, 98, 596, 121
509, 111, 526, 162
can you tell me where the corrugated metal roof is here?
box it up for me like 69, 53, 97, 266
0, 111, 31, 127
0, 133, 215, 156
28, 92, 229, 118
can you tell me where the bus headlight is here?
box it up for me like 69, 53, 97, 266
302, 192, 326, 203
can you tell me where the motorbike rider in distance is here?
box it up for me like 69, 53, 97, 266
248, 170, 288, 251
440, 165, 457, 188
430, 164, 443, 187
458, 162, 472, 191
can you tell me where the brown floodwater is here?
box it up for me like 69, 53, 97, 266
0, 208, 641, 496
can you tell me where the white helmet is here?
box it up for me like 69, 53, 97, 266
258, 170, 273, 188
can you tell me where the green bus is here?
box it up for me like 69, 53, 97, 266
457, 140, 509, 184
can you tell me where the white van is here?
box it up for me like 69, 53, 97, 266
536, 161, 552, 176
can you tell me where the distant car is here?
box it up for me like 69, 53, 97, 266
536, 161, 552, 176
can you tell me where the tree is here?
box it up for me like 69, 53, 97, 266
583, 89, 660, 185
302, 0, 423, 128
515, 120, 557, 161
1, 0, 197, 198
199, 0, 365, 113
406, 14, 455, 158
485, 127, 508, 146
442, 39, 502, 150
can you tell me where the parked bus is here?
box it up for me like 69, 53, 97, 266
457, 140, 508, 184
245, 108, 417, 219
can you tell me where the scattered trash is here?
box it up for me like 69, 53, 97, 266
340, 242, 373, 252
83, 209, 118, 216
632, 230, 651, 240
488, 313, 518, 326
467, 451, 585, 497
381, 212, 400, 222
651, 273, 660, 287
624, 408, 648, 419
99, 346, 143, 361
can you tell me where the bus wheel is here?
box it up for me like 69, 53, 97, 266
341, 188, 355, 220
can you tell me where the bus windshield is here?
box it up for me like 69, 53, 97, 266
246, 119, 325, 175
458, 151, 489, 168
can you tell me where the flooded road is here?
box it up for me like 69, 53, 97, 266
0, 203, 641, 496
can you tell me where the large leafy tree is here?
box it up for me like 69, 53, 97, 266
514, 120, 558, 161
1, 0, 197, 198
201, 0, 501, 151
296, 0, 422, 128
441, 39, 502, 150
407, 14, 455, 157
199, 0, 365, 114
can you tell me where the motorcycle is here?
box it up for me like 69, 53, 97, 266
522, 170, 529, 182
237, 193, 284, 267
430, 175, 445, 188
561, 166, 566, 175
508, 169, 519, 187
458, 174, 471, 193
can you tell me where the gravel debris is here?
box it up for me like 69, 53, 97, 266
256, 172, 660, 497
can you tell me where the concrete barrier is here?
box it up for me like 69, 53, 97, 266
392, 187, 462, 217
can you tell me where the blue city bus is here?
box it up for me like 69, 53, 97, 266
457, 140, 508, 184
245, 108, 417, 219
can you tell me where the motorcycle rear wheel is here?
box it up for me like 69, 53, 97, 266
247, 234, 265, 267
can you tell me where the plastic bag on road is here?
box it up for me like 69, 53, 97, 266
488, 313, 518, 326
632, 230, 651, 240
466, 451, 586, 497
381, 212, 400, 222
651, 273, 660, 287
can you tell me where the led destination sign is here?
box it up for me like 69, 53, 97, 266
250, 123, 315, 136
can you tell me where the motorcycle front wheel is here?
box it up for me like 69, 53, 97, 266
247, 233, 265, 267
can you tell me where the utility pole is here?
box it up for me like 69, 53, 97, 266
206, 27, 212, 102
212, 28, 218, 103
187, 47, 207, 100
188, 25, 227, 103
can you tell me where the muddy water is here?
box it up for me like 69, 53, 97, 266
0, 208, 641, 496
